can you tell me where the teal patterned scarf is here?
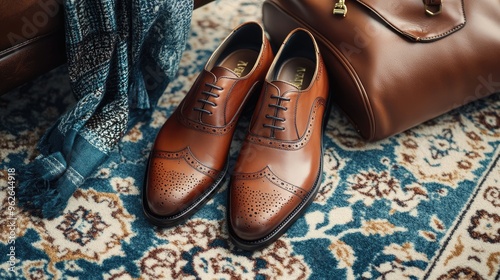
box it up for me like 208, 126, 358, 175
18, 0, 193, 218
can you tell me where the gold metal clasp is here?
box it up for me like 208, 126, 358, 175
424, 0, 442, 16
333, 0, 347, 17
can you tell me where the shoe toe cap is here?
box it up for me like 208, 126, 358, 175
146, 157, 214, 217
229, 178, 301, 241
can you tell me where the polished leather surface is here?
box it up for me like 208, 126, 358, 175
145, 22, 274, 222
229, 28, 329, 245
263, 0, 500, 141
358, 0, 465, 41
0, 0, 63, 50
0, 0, 66, 95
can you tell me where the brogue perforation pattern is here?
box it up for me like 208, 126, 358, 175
232, 182, 295, 230
153, 148, 219, 179
151, 162, 209, 207
232, 166, 306, 198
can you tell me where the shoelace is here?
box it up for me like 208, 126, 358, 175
193, 83, 223, 115
263, 95, 290, 132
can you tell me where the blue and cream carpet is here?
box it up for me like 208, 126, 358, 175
1, 1, 500, 279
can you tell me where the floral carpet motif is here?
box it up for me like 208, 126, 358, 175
1, 1, 500, 279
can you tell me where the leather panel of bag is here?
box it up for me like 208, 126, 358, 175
0, 0, 66, 95
262, 0, 500, 141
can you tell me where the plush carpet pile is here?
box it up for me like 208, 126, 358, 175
1, 1, 500, 279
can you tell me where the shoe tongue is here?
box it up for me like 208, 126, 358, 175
270, 80, 300, 93
210, 66, 239, 79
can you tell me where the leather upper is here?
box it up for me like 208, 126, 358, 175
229, 29, 329, 241
146, 22, 274, 217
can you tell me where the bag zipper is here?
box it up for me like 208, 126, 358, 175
333, 0, 348, 17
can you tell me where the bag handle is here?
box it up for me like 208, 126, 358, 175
334, 0, 443, 17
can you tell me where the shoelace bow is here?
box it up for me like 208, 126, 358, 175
263, 95, 291, 132
193, 83, 223, 115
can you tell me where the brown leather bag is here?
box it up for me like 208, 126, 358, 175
0, 0, 66, 95
262, 0, 500, 141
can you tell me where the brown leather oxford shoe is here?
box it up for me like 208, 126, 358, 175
143, 22, 274, 227
228, 28, 330, 250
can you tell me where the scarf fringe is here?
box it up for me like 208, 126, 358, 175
17, 153, 74, 219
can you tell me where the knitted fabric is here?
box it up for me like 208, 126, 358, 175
18, 0, 193, 218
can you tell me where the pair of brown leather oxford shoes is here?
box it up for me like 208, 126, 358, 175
143, 21, 330, 250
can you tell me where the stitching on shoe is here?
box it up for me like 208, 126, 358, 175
153, 147, 219, 179
232, 166, 307, 198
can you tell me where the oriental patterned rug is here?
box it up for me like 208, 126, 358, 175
1, 1, 500, 279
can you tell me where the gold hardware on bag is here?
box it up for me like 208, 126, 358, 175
333, 0, 347, 17
424, 0, 442, 16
